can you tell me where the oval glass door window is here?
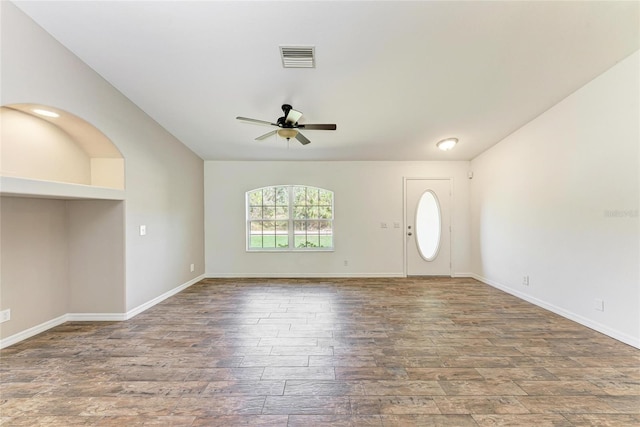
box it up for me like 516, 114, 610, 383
415, 190, 441, 261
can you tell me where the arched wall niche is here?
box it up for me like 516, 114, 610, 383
0, 103, 127, 345
1, 103, 124, 190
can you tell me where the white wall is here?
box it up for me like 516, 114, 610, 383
470, 51, 639, 347
1, 3, 204, 328
205, 161, 471, 277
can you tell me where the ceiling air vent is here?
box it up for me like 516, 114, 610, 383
280, 46, 315, 68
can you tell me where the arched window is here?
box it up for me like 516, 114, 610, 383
246, 185, 334, 251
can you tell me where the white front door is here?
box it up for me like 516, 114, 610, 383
405, 178, 451, 276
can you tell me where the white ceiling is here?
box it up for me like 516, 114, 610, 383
14, 1, 640, 161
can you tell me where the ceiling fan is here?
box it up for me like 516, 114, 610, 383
236, 104, 336, 145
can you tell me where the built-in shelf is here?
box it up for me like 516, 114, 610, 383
0, 176, 125, 201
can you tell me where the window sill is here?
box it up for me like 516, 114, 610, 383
247, 248, 335, 253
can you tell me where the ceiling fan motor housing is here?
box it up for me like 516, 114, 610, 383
236, 104, 335, 145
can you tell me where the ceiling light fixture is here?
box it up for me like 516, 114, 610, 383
436, 138, 458, 151
277, 128, 298, 140
32, 108, 60, 118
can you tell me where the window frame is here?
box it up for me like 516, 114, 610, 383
246, 185, 334, 252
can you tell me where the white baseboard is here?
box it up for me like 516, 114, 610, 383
453, 272, 474, 278
206, 273, 476, 279
205, 272, 405, 279
471, 273, 640, 349
67, 313, 127, 321
0, 275, 205, 349
125, 274, 205, 319
0, 314, 67, 349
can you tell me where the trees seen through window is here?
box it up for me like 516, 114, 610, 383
247, 185, 333, 251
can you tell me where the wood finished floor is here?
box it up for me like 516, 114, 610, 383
1, 277, 638, 426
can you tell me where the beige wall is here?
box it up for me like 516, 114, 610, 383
0, 197, 69, 338
0, 197, 127, 340
67, 200, 125, 313
1, 108, 126, 190
1, 108, 92, 185
90, 158, 125, 189
1, 2, 204, 340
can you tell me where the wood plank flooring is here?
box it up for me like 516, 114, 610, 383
1, 277, 638, 426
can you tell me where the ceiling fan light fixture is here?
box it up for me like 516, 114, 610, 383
278, 128, 298, 139
437, 137, 458, 151
285, 109, 303, 124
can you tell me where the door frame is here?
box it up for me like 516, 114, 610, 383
403, 177, 453, 277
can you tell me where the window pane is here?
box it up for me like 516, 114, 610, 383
275, 187, 288, 205
248, 190, 262, 206
263, 207, 275, 220
276, 235, 288, 248
249, 220, 264, 249
415, 190, 441, 261
307, 220, 319, 232
305, 206, 317, 219
261, 235, 276, 248
306, 188, 319, 205
276, 218, 288, 248
249, 235, 263, 248
318, 220, 332, 233
276, 207, 288, 220
319, 236, 332, 248
294, 186, 306, 205
294, 206, 307, 219
318, 205, 332, 219
249, 207, 262, 220
305, 235, 320, 248
294, 220, 307, 248
263, 187, 275, 205
295, 235, 307, 248
263, 221, 275, 233
318, 189, 332, 205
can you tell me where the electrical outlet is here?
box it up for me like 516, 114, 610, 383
0, 309, 11, 323
190, 263, 195, 272
344, 260, 348, 267
139, 225, 146, 236
594, 299, 604, 312
380, 222, 388, 228
523, 275, 529, 286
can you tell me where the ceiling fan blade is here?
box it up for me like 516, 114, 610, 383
298, 124, 336, 130
295, 132, 311, 145
237, 116, 278, 127
255, 130, 278, 140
